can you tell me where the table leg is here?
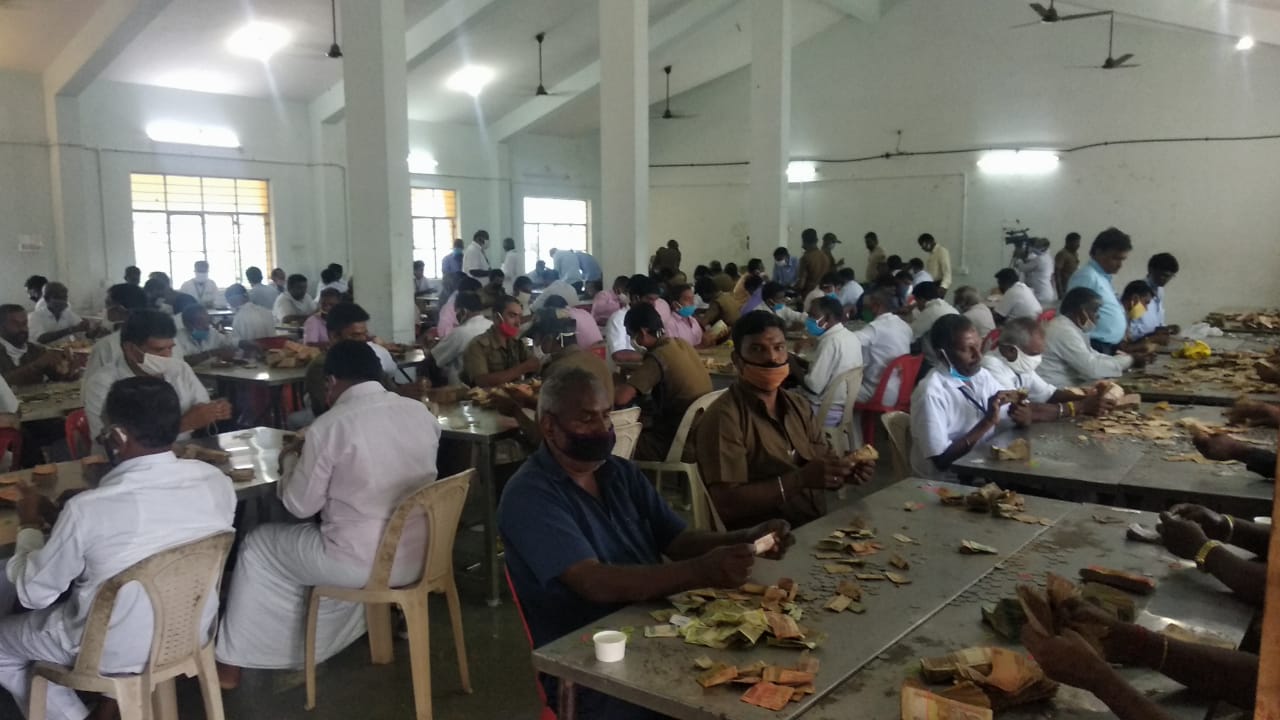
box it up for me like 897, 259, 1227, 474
152, 678, 178, 720
557, 678, 576, 720
479, 438, 501, 607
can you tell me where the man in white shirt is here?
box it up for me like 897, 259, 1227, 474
981, 317, 1112, 416
179, 260, 221, 309
918, 233, 953, 294
1040, 287, 1150, 388
462, 230, 491, 279
851, 290, 913, 403
953, 286, 996, 341
607, 275, 660, 365
84, 284, 154, 377
762, 282, 807, 327
551, 248, 583, 288
836, 268, 863, 312
412, 260, 433, 296
993, 268, 1043, 323
82, 310, 230, 441
314, 265, 348, 300
800, 296, 864, 424
27, 282, 96, 345
0, 376, 235, 720
246, 266, 279, 309
530, 273, 580, 313
910, 314, 1026, 479
274, 274, 317, 324
429, 292, 491, 385
909, 282, 960, 347
1013, 238, 1056, 305
175, 305, 237, 364
802, 272, 840, 311
499, 237, 523, 294
216, 341, 442, 681
907, 258, 933, 286
226, 283, 276, 342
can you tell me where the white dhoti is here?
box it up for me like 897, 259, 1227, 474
0, 573, 85, 720
215, 523, 415, 669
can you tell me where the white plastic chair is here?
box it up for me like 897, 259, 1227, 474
609, 407, 642, 427
29, 532, 235, 720
814, 366, 865, 454
611, 421, 643, 460
305, 470, 475, 720
634, 389, 727, 531
882, 411, 912, 483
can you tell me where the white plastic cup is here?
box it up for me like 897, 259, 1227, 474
592, 630, 627, 663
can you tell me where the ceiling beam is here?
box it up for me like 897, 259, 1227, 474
819, 0, 886, 23
310, 0, 502, 125
42, 0, 173, 99
1071, 0, 1280, 47
488, 0, 738, 143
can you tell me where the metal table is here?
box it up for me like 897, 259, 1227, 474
13, 381, 84, 423
193, 363, 309, 427
0, 427, 290, 549
1123, 355, 1280, 407
1206, 306, 1280, 335
804, 503, 1258, 720
532, 480, 1077, 720
433, 402, 521, 607
953, 404, 1275, 516
1158, 333, 1280, 355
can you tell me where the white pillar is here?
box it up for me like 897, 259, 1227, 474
599, 0, 649, 278
340, 0, 414, 341
748, 0, 791, 259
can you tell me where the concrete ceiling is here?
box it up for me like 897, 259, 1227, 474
0, 0, 101, 72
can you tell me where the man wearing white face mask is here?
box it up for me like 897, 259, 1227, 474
1040, 288, 1146, 389
981, 317, 1113, 417
179, 260, 221, 309
82, 310, 231, 441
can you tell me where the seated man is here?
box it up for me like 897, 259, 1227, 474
428, 291, 490, 386
83, 310, 230, 440
412, 260, 432, 296
731, 258, 766, 304
462, 296, 539, 387
0, 304, 77, 386
802, 272, 841, 309
273, 274, 316, 324
591, 275, 628, 325
910, 314, 1027, 478
1119, 280, 1157, 350
982, 317, 1113, 417
606, 275, 661, 365
144, 274, 196, 318
696, 312, 875, 530
1040, 287, 1151, 388
436, 275, 482, 339
0, 377, 235, 720
530, 311, 613, 395
541, 295, 604, 347
304, 303, 399, 417
992, 267, 1042, 323
851, 290, 913, 404
696, 276, 742, 333
615, 303, 712, 460
481, 268, 506, 308
302, 287, 344, 347
24, 275, 47, 311
908, 281, 959, 358
662, 283, 704, 347
761, 282, 805, 327
85, 283, 152, 375
798, 296, 863, 425
217, 341, 441, 683
223, 282, 276, 344
175, 305, 237, 365
952, 285, 995, 341
512, 275, 535, 314
1127, 252, 1180, 341
530, 271, 580, 312
907, 257, 933, 286
740, 274, 766, 315
29, 282, 101, 345
836, 267, 863, 314
246, 266, 279, 309
499, 367, 791, 720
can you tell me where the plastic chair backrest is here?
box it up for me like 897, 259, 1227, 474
504, 566, 558, 720
0, 428, 22, 470
364, 470, 474, 592
815, 366, 865, 428
662, 389, 727, 464
982, 329, 1001, 353
610, 407, 642, 426
862, 354, 924, 413
611, 422, 642, 460
65, 409, 90, 460
1038, 309, 1057, 323
74, 532, 234, 676
881, 412, 912, 482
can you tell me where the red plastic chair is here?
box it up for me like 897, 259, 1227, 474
0, 428, 23, 470
1038, 309, 1057, 323
505, 566, 558, 720
64, 409, 91, 460
982, 329, 1001, 353
853, 353, 925, 445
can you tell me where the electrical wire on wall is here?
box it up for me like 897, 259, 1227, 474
649, 130, 1280, 169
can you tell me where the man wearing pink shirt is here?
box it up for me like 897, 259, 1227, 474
662, 284, 704, 347
303, 288, 343, 346
543, 296, 604, 347
590, 276, 628, 325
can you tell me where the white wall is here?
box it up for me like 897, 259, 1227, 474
0, 71, 56, 300
648, 0, 1280, 325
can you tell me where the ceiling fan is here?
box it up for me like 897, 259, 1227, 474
1013, 0, 1110, 28
531, 32, 569, 96
654, 65, 696, 120
327, 0, 342, 58
1101, 12, 1136, 68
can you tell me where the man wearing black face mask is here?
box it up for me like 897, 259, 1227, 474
695, 311, 877, 531
499, 367, 793, 720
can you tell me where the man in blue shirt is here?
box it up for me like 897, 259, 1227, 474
1127, 253, 1180, 341
440, 238, 464, 277
499, 367, 792, 720
1066, 227, 1131, 354
576, 250, 603, 285
771, 246, 798, 287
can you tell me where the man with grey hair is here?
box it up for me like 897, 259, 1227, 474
983, 316, 1113, 417
500, 366, 793, 720
952, 285, 995, 340
1041, 287, 1148, 388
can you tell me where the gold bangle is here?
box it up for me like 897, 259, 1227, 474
1195, 540, 1222, 571
1223, 515, 1235, 544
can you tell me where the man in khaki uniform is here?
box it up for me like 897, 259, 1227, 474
614, 303, 712, 461
795, 229, 832, 297
1054, 232, 1081, 298
695, 277, 742, 331
694, 312, 876, 531
864, 232, 887, 284
462, 296, 539, 387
